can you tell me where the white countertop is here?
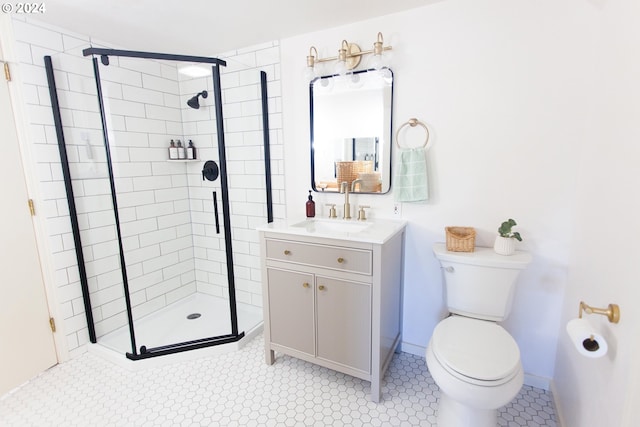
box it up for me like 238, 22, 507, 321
256, 217, 407, 244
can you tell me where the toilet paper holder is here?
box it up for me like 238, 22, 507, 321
579, 301, 620, 324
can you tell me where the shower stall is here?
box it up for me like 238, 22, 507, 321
43, 47, 273, 361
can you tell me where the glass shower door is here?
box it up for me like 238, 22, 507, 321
44, 47, 274, 360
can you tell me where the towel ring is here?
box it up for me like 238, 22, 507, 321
395, 118, 430, 149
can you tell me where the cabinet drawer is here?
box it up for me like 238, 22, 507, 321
265, 239, 372, 275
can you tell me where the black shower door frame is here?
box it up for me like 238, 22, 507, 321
45, 47, 273, 360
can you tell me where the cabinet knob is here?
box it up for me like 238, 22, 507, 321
318, 285, 326, 291
337, 257, 344, 264
284, 250, 291, 255
302, 282, 310, 288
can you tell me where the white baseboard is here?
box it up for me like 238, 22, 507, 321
549, 380, 565, 427
399, 341, 426, 357
400, 340, 552, 391
523, 373, 551, 391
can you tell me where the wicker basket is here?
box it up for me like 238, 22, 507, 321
336, 161, 374, 186
445, 226, 476, 252
336, 162, 358, 186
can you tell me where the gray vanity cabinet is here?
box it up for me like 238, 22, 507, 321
259, 229, 404, 402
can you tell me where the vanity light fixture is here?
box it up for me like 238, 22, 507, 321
304, 32, 392, 81
369, 32, 387, 71
303, 46, 320, 82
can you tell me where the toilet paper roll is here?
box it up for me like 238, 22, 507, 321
566, 318, 608, 358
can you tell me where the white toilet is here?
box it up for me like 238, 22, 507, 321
426, 243, 532, 427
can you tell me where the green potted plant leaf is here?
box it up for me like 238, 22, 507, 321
494, 218, 522, 255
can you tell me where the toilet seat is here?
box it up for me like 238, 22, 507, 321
431, 316, 521, 386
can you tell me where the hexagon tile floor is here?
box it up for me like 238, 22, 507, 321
0, 334, 557, 426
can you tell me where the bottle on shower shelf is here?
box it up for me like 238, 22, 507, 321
176, 140, 186, 159
187, 140, 196, 160
168, 139, 178, 160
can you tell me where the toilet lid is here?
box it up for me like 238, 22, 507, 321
431, 316, 520, 383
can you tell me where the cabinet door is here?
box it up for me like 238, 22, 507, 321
266, 268, 315, 356
316, 276, 371, 373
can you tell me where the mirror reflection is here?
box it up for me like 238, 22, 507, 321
310, 69, 393, 193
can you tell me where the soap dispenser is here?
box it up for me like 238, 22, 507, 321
306, 190, 315, 218
176, 140, 186, 159
168, 139, 178, 160
187, 140, 196, 160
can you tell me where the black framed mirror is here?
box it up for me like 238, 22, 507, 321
310, 68, 393, 194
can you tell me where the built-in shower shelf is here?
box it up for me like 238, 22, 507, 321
166, 159, 199, 162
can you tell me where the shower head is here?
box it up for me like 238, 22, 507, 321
187, 90, 208, 109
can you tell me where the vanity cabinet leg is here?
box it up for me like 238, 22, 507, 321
265, 348, 275, 365
371, 376, 381, 403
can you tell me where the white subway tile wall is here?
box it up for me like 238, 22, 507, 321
12, 16, 283, 357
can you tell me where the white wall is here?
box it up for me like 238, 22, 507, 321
553, 0, 640, 426
281, 0, 597, 385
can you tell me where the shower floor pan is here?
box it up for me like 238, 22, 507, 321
88, 293, 263, 371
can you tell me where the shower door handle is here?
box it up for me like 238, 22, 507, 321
213, 191, 220, 234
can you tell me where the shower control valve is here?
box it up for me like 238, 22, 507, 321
202, 160, 219, 181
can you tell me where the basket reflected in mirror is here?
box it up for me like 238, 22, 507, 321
336, 161, 375, 190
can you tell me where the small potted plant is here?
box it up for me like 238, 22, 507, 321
494, 218, 522, 255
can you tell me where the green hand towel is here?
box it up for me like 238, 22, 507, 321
394, 148, 429, 202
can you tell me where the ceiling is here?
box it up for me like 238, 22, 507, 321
30, 0, 435, 56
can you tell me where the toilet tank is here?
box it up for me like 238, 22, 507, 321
433, 243, 532, 321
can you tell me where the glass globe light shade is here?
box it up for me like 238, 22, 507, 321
302, 65, 319, 82
333, 59, 347, 77
369, 52, 385, 71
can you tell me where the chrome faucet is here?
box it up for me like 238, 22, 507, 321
339, 181, 351, 219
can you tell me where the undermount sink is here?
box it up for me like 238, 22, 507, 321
291, 218, 373, 234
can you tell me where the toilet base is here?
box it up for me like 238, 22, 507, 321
426, 337, 523, 427
438, 393, 497, 427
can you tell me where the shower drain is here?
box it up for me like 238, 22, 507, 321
186, 313, 202, 320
